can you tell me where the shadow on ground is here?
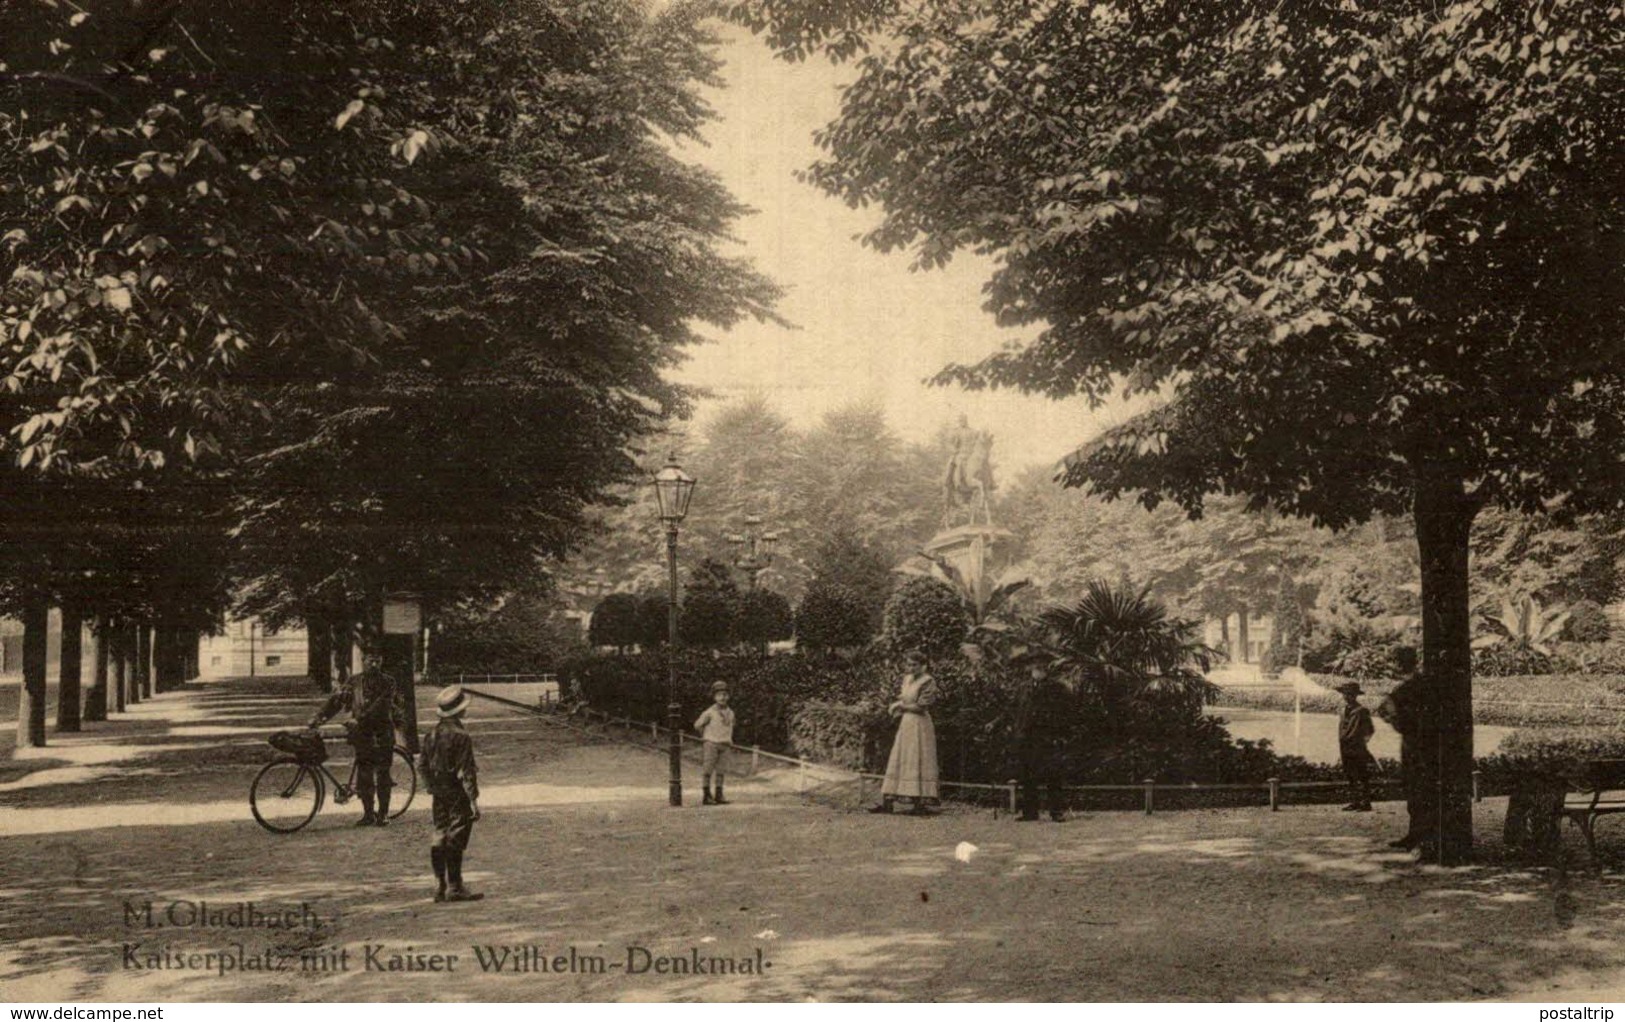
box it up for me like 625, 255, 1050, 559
4, 675, 1625, 1001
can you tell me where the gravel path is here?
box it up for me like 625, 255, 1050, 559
4, 675, 1625, 1002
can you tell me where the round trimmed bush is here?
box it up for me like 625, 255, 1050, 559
879, 577, 967, 660
1564, 600, 1612, 643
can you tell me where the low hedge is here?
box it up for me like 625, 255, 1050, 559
788, 701, 889, 771
1211, 672, 1625, 729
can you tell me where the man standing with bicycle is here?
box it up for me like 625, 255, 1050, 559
309, 651, 399, 827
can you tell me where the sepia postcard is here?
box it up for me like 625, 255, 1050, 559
2, 0, 1620, 1007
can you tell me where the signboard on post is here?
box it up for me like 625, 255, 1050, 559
383, 596, 422, 635
382, 594, 423, 752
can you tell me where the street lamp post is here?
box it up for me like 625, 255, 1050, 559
653, 456, 696, 808
725, 514, 780, 592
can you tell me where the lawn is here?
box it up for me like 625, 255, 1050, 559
1212, 672, 1625, 729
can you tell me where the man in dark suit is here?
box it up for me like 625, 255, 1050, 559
309, 651, 399, 826
1336, 681, 1376, 812
1013, 661, 1076, 822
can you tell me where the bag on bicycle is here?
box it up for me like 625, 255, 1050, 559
268, 729, 328, 764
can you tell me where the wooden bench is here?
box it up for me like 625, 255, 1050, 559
1558, 759, 1625, 868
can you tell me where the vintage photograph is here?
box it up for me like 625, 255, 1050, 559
1, 0, 1621, 1005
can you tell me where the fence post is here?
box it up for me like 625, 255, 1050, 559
1143, 778, 1155, 816
1006, 780, 1019, 814
1268, 777, 1280, 812
752, 746, 761, 775
798, 761, 807, 793
1472, 769, 1482, 803
1293, 689, 1302, 757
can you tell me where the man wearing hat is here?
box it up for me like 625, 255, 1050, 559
693, 681, 735, 805
1336, 681, 1376, 812
419, 684, 483, 902
308, 650, 399, 827
1012, 659, 1076, 822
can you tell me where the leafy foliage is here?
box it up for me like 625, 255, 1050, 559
794, 579, 873, 652
737, 588, 793, 646
433, 591, 585, 674
1033, 581, 1215, 709
805, 528, 895, 633
1563, 600, 1613, 644
681, 557, 740, 648
588, 593, 644, 651
1261, 571, 1310, 674
879, 576, 968, 660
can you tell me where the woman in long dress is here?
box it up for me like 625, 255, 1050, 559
871, 653, 940, 815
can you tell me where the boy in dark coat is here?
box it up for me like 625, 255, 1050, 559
420, 685, 483, 903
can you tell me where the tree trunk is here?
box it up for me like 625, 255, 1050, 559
1218, 615, 1231, 661
1237, 604, 1251, 664
136, 625, 153, 698
334, 624, 354, 685
155, 627, 168, 689
112, 622, 128, 713
56, 604, 83, 732
86, 617, 110, 722
154, 627, 177, 691
18, 594, 49, 746
307, 610, 334, 691
1413, 462, 1478, 865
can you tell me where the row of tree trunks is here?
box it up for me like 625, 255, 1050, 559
17, 607, 200, 746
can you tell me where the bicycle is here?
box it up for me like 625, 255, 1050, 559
250, 727, 417, 834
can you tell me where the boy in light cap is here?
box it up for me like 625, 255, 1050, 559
694, 681, 735, 805
420, 684, 483, 902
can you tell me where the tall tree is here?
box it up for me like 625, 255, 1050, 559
736, 0, 1624, 862
228, 0, 779, 641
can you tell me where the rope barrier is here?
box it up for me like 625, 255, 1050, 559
464, 690, 1440, 815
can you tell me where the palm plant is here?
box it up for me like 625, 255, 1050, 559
1033, 580, 1219, 709
1473, 595, 1570, 656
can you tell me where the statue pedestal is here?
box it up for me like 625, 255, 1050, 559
905, 525, 1017, 611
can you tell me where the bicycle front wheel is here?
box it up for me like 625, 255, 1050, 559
251, 758, 323, 833
389, 747, 417, 819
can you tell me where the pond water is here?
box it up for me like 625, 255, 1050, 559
1206, 706, 1519, 765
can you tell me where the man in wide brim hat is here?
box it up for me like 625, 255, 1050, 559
1336, 681, 1375, 812
419, 684, 483, 902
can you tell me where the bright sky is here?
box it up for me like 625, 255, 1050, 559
669, 26, 1140, 473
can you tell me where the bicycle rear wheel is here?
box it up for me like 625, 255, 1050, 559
251, 758, 323, 833
388, 747, 417, 818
